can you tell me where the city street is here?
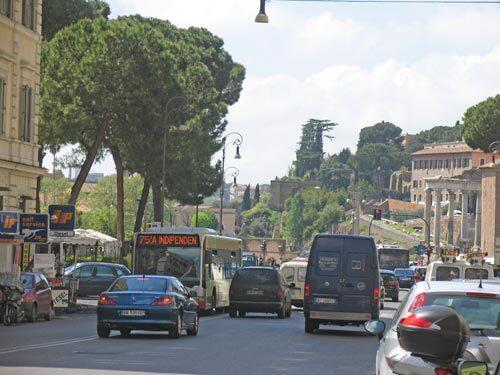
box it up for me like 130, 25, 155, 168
0, 293, 405, 375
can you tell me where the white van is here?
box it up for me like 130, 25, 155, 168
425, 260, 494, 281
280, 259, 308, 307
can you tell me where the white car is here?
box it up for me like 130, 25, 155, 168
376, 280, 500, 375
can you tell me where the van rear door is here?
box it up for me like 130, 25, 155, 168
341, 238, 376, 315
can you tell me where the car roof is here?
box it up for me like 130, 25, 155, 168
240, 266, 278, 271
416, 280, 500, 294
380, 269, 396, 274
281, 261, 307, 267
122, 275, 176, 281
75, 262, 125, 267
315, 234, 373, 240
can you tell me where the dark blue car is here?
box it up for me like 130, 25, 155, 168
96, 275, 199, 338
394, 268, 415, 289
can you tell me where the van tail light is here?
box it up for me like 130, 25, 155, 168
435, 368, 453, 375
304, 283, 311, 301
399, 313, 440, 330
98, 295, 117, 306
276, 290, 284, 299
374, 287, 380, 304
151, 296, 174, 306
466, 292, 497, 298
197, 299, 206, 310
408, 292, 427, 311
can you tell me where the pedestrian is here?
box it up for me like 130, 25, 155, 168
270, 258, 276, 268
413, 269, 421, 283
258, 255, 264, 266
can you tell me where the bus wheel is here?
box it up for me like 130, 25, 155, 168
229, 307, 237, 318
238, 310, 246, 318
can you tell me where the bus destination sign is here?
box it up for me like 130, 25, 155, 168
137, 234, 200, 247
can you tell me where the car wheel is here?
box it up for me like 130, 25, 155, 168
119, 328, 131, 337
277, 304, 286, 319
186, 314, 199, 336
44, 304, 54, 321
285, 303, 292, 318
170, 313, 182, 338
238, 310, 246, 318
305, 317, 318, 333
97, 324, 110, 338
381, 303, 384, 310
27, 303, 37, 323
2, 306, 12, 326
392, 296, 399, 302
229, 307, 237, 318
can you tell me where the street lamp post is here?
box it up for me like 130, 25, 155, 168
161, 96, 189, 227
219, 166, 240, 235
218, 133, 243, 235
195, 193, 204, 227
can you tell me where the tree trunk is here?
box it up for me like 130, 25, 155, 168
35, 147, 45, 213
152, 182, 163, 223
111, 147, 125, 257
68, 111, 111, 205
134, 179, 150, 233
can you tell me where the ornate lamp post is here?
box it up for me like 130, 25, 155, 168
219, 166, 240, 235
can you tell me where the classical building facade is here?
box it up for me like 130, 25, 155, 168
0, 0, 45, 272
411, 141, 493, 203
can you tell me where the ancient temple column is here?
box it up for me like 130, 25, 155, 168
424, 188, 432, 246
474, 192, 482, 248
447, 191, 455, 245
460, 190, 468, 242
434, 189, 442, 251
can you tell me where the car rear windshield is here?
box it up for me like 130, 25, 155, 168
110, 277, 169, 292
381, 273, 397, 283
464, 268, 489, 280
394, 269, 413, 276
235, 269, 277, 285
425, 294, 500, 330
20, 274, 34, 289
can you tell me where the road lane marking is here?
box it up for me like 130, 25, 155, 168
0, 336, 99, 355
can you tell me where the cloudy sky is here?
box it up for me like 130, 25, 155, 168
44, 0, 500, 184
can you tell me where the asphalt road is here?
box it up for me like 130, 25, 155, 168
0, 292, 407, 375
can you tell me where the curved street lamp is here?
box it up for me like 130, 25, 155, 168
219, 166, 240, 235
162, 96, 189, 226
255, 0, 269, 23
219, 132, 243, 235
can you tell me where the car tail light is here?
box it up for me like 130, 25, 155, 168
435, 368, 453, 375
389, 281, 399, 287
304, 283, 310, 300
408, 292, 427, 311
276, 290, 284, 299
374, 287, 380, 304
466, 292, 497, 298
400, 313, 440, 330
197, 299, 206, 310
98, 295, 116, 305
151, 296, 174, 306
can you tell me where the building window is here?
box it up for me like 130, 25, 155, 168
19, 85, 34, 142
413, 161, 417, 170
444, 159, 449, 168
0, 78, 5, 135
452, 159, 456, 168
433, 160, 438, 169
438, 160, 443, 169
413, 180, 418, 188
464, 158, 469, 168
457, 158, 462, 168
22, 0, 35, 30
424, 160, 428, 169
480, 158, 485, 166
0, 0, 11, 17
413, 194, 417, 202
418, 194, 422, 202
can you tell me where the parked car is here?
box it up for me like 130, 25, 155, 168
380, 269, 399, 302
64, 262, 130, 296
280, 259, 307, 307
303, 234, 380, 333
229, 267, 292, 318
96, 275, 199, 338
394, 268, 415, 288
375, 280, 500, 375
20, 272, 53, 322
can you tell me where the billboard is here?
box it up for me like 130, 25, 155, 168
49, 205, 76, 231
20, 213, 49, 244
0, 211, 19, 233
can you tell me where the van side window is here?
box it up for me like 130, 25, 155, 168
281, 267, 294, 283
297, 267, 306, 282
316, 252, 340, 276
436, 266, 460, 281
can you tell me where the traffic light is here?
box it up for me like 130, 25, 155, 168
261, 240, 267, 254
373, 209, 382, 220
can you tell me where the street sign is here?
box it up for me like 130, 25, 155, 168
49, 230, 75, 237
417, 244, 427, 255
49, 205, 76, 231
20, 213, 49, 244
0, 211, 19, 233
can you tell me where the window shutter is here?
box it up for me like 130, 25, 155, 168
19, 86, 26, 141
28, 87, 34, 142
0, 79, 5, 135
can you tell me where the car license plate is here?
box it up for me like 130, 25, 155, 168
120, 309, 145, 317
247, 290, 264, 296
314, 297, 336, 304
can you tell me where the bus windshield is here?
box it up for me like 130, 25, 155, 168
379, 248, 409, 270
135, 246, 201, 287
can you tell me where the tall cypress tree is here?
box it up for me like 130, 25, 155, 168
242, 184, 251, 211
254, 183, 260, 204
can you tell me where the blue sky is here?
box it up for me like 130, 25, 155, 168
44, 0, 500, 183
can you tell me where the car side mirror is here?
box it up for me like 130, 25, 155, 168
188, 290, 197, 298
289, 283, 296, 289
457, 361, 488, 375
363, 320, 386, 339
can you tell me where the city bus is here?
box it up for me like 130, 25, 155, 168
133, 227, 242, 312
377, 244, 409, 271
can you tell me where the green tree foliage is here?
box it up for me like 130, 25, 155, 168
319, 155, 352, 190
294, 119, 337, 179
283, 188, 346, 250
190, 210, 218, 230
254, 183, 260, 204
79, 175, 154, 238
338, 148, 352, 164
352, 143, 402, 188
357, 121, 402, 149
242, 202, 281, 238
242, 185, 251, 211
461, 95, 500, 153
40, 177, 72, 212
42, 0, 110, 41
